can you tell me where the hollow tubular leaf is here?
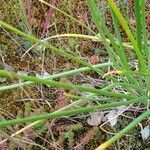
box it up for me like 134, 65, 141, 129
107, 0, 146, 72
0, 70, 134, 99
0, 97, 147, 127
0, 62, 112, 91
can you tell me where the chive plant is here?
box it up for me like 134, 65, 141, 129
0, 0, 150, 149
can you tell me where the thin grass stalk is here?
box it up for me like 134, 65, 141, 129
110, 81, 141, 93
141, 0, 149, 56
28, 33, 134, 59
25, 0, 32, 28
88, 0, 129, 70
133, 0, 146, 96
140, 0, 150, 94
110, 8, 140, 87
87, 0, 118, 68
41, 0, 56, 37
0, 70, 135, 99
38, 0, 96, 35
0, 62, 112, 91
135, 0, 142, 50
110, 9, 129, 69
65, 94, 115, 102
96, 110, 150, 150
43, 33, 134, 50
111, 3, 144, 94
0, 97, 148, 127
107, 0, 147, 73
18, 0, 32, 35
0, 21, 102, 74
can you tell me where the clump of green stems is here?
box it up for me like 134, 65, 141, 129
0, 0, 150, 149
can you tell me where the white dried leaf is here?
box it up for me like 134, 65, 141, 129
105, 106, 127, 127
105, 110, 118, 126
36, 71, 50, 79
17, 71, 29, 76
141, 125, 150, 140
87, 112, 104, 126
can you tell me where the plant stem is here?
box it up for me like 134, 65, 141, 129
0, 97, 147, 127
0, 62, 112, 91
0, 21, 102, 74
107, 0, 146, 72
44, 34, 134, 50
0, 70, 134, 99
96, 110, 150, 150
